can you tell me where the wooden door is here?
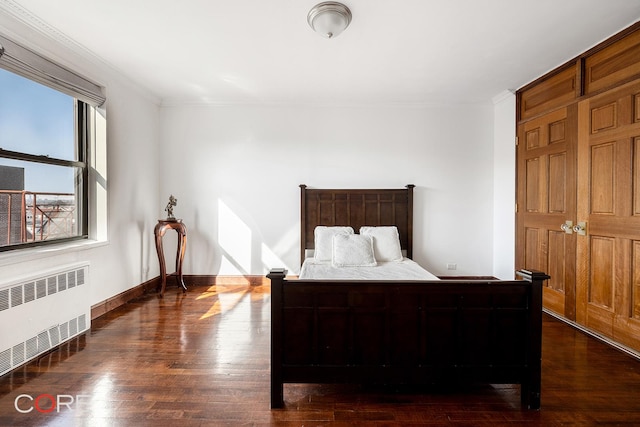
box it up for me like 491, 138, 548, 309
576, 79, 640, 350
516, 106, 577, 319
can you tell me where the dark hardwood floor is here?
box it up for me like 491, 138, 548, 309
2, 280, 640, 426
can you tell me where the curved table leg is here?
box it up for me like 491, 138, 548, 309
175, 229, 187, 293
155, 223, 169, 296
154, 220, 188, 297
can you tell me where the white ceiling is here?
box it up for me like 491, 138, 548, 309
3, 0, 640, 106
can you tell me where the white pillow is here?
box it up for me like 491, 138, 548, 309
331, 234, 377, 267
314, 226, 354, 261
359, 226, 404, 262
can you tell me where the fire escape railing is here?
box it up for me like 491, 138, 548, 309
0, 190, 76, 246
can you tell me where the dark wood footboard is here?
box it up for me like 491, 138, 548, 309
268, 269, 549, 410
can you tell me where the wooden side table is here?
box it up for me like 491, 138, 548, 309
154, 219, 187, 296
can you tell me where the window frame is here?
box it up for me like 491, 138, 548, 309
0, 33, 104, 252
0, 99, 92, 251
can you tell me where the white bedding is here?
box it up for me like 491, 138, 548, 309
299, 257, 440, 280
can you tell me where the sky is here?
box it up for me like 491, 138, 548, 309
0, 67, 76, 193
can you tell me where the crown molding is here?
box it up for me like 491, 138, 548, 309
491, 89, 515, 105
0, 1, 93, 59
0, 0, 161, 106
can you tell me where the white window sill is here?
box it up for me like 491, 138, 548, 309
0, 239, 108, 267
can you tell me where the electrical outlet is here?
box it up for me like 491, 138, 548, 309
446, 263, 457, 270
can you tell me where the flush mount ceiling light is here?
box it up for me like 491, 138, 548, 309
307, 2, 352, 39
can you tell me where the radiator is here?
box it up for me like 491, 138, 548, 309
0, 262, 90, 376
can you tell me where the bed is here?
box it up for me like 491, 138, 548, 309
268, 184, 548, 409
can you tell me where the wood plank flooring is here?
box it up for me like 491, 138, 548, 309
2, 280, 640, 426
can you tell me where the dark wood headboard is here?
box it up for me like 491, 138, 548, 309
299, 184, 415, 265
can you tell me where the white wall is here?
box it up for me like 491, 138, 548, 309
159, 103, 496, 277
0, 10, 516, 310
492, 91, 517, 279
0, 13, 162, 306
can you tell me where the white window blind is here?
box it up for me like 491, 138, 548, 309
0, 35, 105, 106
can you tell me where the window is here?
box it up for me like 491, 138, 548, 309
0, 35, 105, 251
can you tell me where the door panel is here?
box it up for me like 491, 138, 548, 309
634, 242, 640, 318
590, 142, 615, 214
548, 230, 567, 292
517, 26, 640, 355
524, 227, 540, 268
525, 157, 542, 212
517, 106, 577, 319
548, 153, 567, 213
589, 236, 614, 310
576, 80, 640, 350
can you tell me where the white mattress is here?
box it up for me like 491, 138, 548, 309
299, 257, 440, 281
